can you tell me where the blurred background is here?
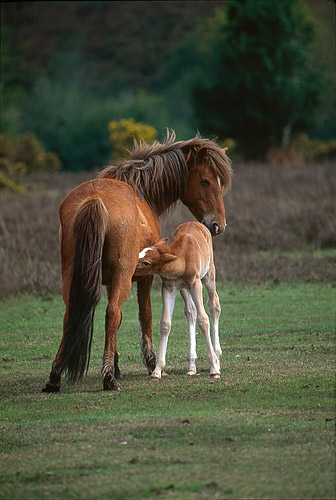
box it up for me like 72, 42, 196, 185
0, 0, 335, 296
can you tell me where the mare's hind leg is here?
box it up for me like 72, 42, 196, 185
42, 311, 68, 392
42, 271, 71, 393
102, 278, 132, 391
137, 276, 156, 374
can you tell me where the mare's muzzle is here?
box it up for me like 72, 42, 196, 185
202, 218, 226, 236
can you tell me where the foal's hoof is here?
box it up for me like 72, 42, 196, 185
210, 373, 221, 380
42, 381, 60, 393
187, 370, 197, 376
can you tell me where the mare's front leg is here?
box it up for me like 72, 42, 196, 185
180, 289, 197, 375
102, 277, 132, 391
151, 282, 177, 379
137, 276, 156, 374
202, 267, 222, 359
189, 279, 220, 378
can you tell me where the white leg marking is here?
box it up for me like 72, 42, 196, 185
180, 289, 197, 375
203, 268, 222, 359
189, 279, 220, 377
151, 283, 177, 379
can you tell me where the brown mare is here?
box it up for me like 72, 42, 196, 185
42, 131, 232, 392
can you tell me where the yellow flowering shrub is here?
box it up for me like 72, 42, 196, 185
0, 133, 61, 192
108, 118, 157, 159
293, 134, 336, 163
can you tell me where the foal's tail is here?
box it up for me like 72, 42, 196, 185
62, 198, 109, 384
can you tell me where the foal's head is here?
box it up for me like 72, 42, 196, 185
136, 239, 177, 276
180, 143, 231, 236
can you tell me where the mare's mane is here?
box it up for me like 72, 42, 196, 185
99, 130, 232, 215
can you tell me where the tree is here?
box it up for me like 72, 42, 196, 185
192, 0, 327, 159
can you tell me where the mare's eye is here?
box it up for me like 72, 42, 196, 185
200, 178, 210, 186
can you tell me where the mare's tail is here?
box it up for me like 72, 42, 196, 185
61, 198, 108, 383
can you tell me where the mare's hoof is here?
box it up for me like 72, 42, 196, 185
187, 370, 197, 376
42, 381, 60, 393
210, 373, 221, 380
150, 376, 160, 381
103, 375, 120, 391
114, 353, 122, 379
161, 370, 168, 377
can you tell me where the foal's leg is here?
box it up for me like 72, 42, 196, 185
151, 283, 177, 380
180, 289, 197, 375
137, 276, 156, 374
202, 266, 222, 358
189, 279, 220, 378
102, 277, 132, 391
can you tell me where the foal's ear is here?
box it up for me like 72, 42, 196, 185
161, 253, 178, 264
158, 237, 169, 245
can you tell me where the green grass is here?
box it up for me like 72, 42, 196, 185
0, 283, 335, 499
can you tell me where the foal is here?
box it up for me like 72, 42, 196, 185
136, 221, 222, 379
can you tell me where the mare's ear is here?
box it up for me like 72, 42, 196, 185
196, 147, 208, 161
161, 253, 178, 264
222, 147, 228, 154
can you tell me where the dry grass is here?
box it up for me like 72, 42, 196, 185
0, 163, 335, 298
160, 162, 336, 284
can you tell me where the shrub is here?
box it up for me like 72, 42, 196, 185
108, 118, 157, 159
266, 135, 336, 165
0, 168, 26, 193
0, 133, 61, 192
293, 134, 336, 163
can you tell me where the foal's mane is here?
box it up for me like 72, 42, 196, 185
99, 130, 232, 215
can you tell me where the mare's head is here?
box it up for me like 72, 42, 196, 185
136, 238, 177, 276
100, 131, 232, 236
180, 138, 232, 236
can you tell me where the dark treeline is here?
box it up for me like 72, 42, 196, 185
3, 1, 222, 92
2, 0, 335, 170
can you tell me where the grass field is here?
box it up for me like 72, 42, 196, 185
1, 282, 335, 499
